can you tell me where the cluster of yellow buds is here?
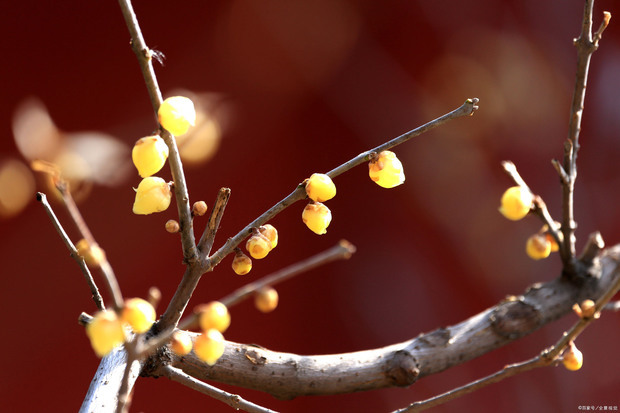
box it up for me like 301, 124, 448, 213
192, 301, 230, 365
245, 224, 279, 263
302, 173, 336, 234
85, 297, 156, 357
132, 96, 196, 215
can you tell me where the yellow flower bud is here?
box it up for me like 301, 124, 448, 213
305, 173, 336, 202
86, 310, 126, 357
132, 177, 172, 215
169, 330, 193, 356
232, 250, 252, 275
259, 224, 278, 249
165, 219, 180, 233
198, 301, 231, 333
131, 135, 169, 178
158, 96, 196, 136
255, 286, 279, 313
194, 329, 225, 366
121, 298, 156, 334
526, 233, 551, 260
499, 186, 533, 220
302, 202, 332, 235
75, 239, 106, 268
192, 201, 208, 216
368, 151, 405, 188
562, 342, 583, 371
246, 232, 272, 259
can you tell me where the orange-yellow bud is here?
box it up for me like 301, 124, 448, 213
192, 201, 208, 216
169, 330, 193, 356
499, 186, 533, 220
121, 298, 156, 334
246, 232, 272, 259
132, 135, 169, 178
306, 173, 336, 202
302, 202, 332, 235
232, 250, 252, 275
368, 151, 405, 188
562, 343, 583, 371
86, 310, 126, 357
198, 301, 231, 333
165, 219, 180, 233
194, 329, 225, 366
132, 177, 172, 215
75, 239, 106, 268
259, 224, 278, 249
526, 234, 551, 260
255, 286, 279, 313
158, 96, 196, 136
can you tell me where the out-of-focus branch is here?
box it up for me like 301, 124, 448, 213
219, 240, 356, 308
163, 366, 277, 413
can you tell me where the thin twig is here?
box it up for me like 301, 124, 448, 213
395, 265, 620, 412
560, 1, 610, 273
36, 192, 106, 311
139, 241, 356, 355
117, 0, 197, 264
163, 365, 278, 413
197, 187, 231, 257
220, 240, 356, 307
501, 161, 562, 247
56, 183, 124, 310
207, 98, 479, 269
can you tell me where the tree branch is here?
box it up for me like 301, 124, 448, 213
117, 0, 197, 264
163, 366, 277, 413
36, 193, 106, 311
153, 245, 620, 400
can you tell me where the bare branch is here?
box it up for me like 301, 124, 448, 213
220, 240, 356, 308
155, 246, 620, 400
163, 366, 278, 413
36, 192, 106, 311
396, 260, 620, 412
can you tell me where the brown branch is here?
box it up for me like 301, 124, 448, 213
560, 1, 610, 274
197, 187, 231, 257
396, 257, 620, 412
206, 98, 479, 270
501, 161, 562, 247
219, 240, 356, 308
117, 0, 197, 264
152, 245, 620, 400
163, 366, 278, 413
36, 192, 106, 311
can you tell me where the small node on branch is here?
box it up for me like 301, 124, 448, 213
579, 231, 605, 265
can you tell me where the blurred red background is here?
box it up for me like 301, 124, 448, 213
1, 0, 619, 411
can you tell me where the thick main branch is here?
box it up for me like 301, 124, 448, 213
158, 246, 620, 400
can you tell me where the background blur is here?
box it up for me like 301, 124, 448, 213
1, 0, 619, 411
